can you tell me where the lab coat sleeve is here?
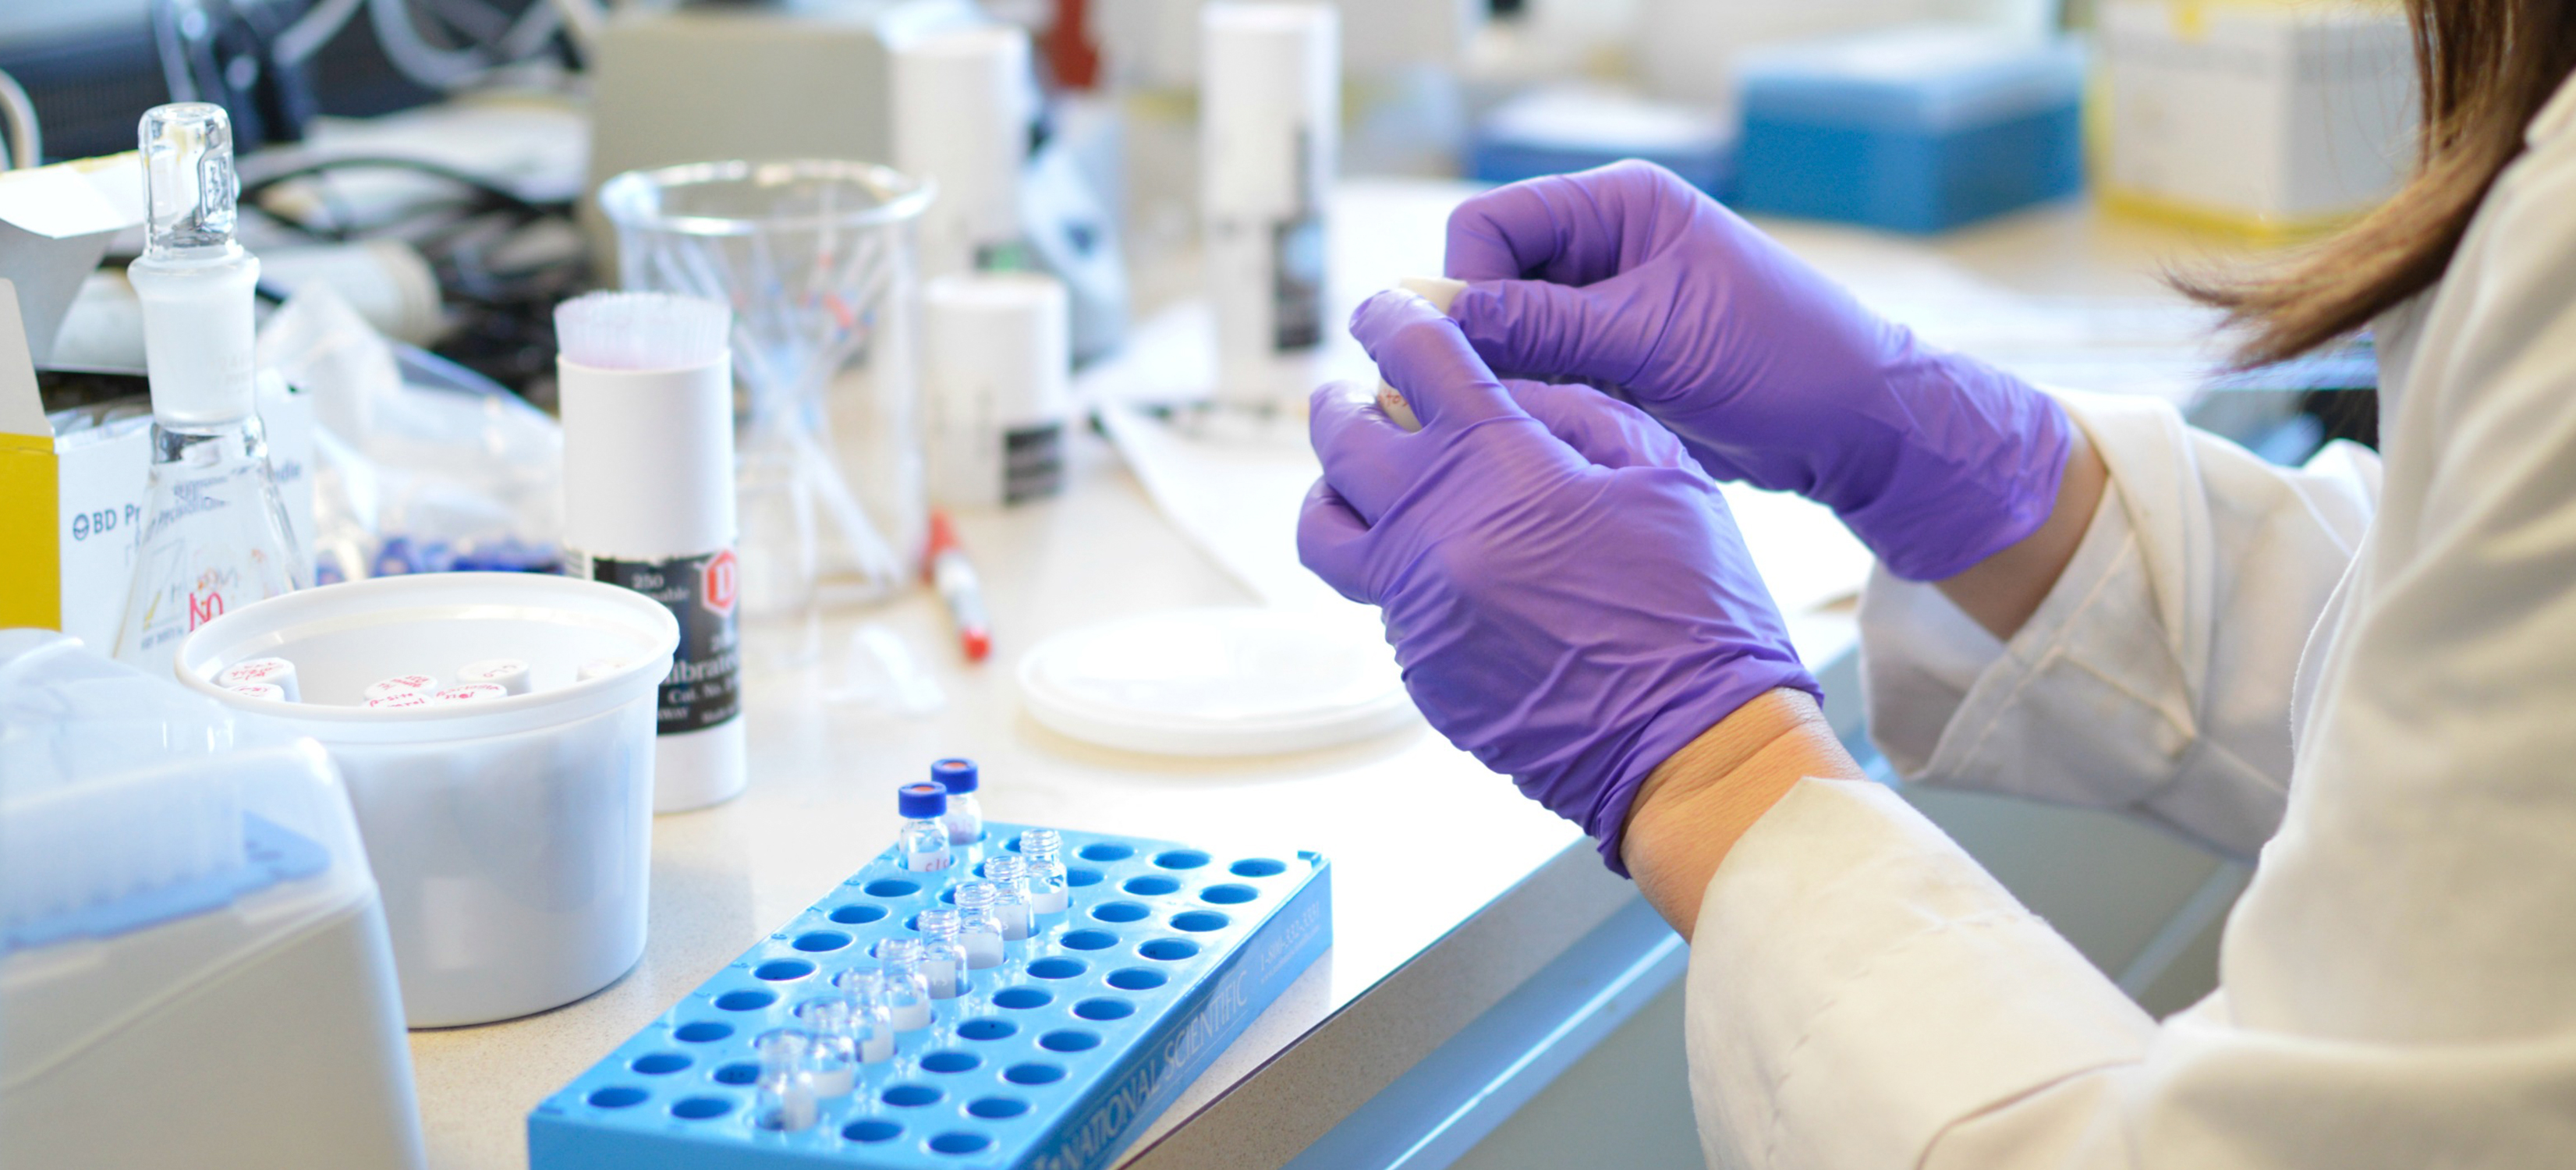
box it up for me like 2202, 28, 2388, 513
1856, 392, 2379, 859
1687, 87, 2576, 1170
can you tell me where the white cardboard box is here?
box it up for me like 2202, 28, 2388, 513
2, 279, 314, 650
2097, 0, 2415, 233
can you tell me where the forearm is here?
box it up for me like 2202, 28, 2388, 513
1620, 689, 1866, 938
1933, 423, 2107, 641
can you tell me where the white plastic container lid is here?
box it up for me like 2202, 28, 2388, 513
1015, 607, 1416, 757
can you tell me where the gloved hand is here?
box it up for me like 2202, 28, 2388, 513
1300, 291, 1817, 873
1443, 160, 2073, 581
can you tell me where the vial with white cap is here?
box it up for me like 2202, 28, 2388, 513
431, 683, 509, 704
365, 691, 431, 711
455, 658, 531, 695
363, 674, 438, 703
951, 880, 1006, 971
216, 656, 299, 700
1019, 828, 1071, 916
931, 757, 983, 846
112, 102, 306, 668
227, 682, 287, 702
895, 783, 954, 873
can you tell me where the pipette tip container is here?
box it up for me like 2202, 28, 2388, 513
529, 824, 1331, 1168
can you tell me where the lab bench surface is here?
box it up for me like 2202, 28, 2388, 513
403, 425, 1758, 1169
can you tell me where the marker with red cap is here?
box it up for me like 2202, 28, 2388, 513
925, 510, 990, 662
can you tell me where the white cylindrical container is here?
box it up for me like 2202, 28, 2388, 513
175, 573, 679, 1028
923, 272, 1072, 509
556, 292, 747, 814
895, 24, 1035, 281
1203, 3, 1338, 406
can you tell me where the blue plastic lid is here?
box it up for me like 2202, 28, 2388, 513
898, 782, 949, 819
932, 757, 979, 794
1738, 27, 2084, 135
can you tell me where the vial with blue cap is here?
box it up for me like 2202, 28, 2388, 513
895, 782, 953, 872
932, 757, 983, 845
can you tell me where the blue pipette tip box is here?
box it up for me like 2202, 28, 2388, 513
1732, 27, 2085, 233
528, 824, 1331, 1169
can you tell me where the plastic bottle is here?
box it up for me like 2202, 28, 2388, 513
896, 783, 953, 872
951, 880, 1005, 970
931, 757, 983, 846
1019, 828, 1071, 916
112, 103, 304, 668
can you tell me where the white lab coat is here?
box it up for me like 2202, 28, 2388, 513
1681, 76, 2576, 1168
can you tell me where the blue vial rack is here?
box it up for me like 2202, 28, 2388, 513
529, 825, 1331, 1169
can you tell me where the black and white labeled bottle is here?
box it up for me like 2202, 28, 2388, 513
557, 291, 746, 811
1203, 2, 1338, 406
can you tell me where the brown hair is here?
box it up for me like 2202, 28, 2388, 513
2183, 0, 2576, 367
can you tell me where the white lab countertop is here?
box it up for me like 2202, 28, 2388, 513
406, 182, 2230, 1170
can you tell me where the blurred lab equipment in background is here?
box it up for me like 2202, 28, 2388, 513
0, 630, 426, 1170
896, 23, 1040, 280
598, 159, 930, 628
1731, 26, 2085, 232
1201, 2, 1337, 407
2093, 0, 2414, 239
924, 270, 1073, 509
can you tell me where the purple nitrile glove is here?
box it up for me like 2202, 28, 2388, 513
1441, 160, 2073, 582
1299, 291, 1817, 874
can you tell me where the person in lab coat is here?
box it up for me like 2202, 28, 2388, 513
1298, 3, 2576, 1164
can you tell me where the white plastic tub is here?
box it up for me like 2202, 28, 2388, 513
176, 573, 679, 1027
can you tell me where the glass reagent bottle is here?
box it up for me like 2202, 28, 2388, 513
112, 102, 305, 668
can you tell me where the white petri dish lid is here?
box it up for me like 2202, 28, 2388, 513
1016, 607, 1417, 757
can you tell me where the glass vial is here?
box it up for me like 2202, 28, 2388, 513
932, 757, 983, 846
787, 1000, 859, 1096
113, 103, 303, 668
915, 907, 969, 999
951, 880, 1005, 970
876, 938, 934, 1031
896, 782, 953, 872
827, 968, 898, 1064
753, 1028, 822, 1130
1020, 828, 1071, 916
983, 853, 1034, 941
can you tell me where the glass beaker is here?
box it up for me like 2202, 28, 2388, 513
597, 160, 934, 626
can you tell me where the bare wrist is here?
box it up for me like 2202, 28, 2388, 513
1618, 689, 1865, 938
